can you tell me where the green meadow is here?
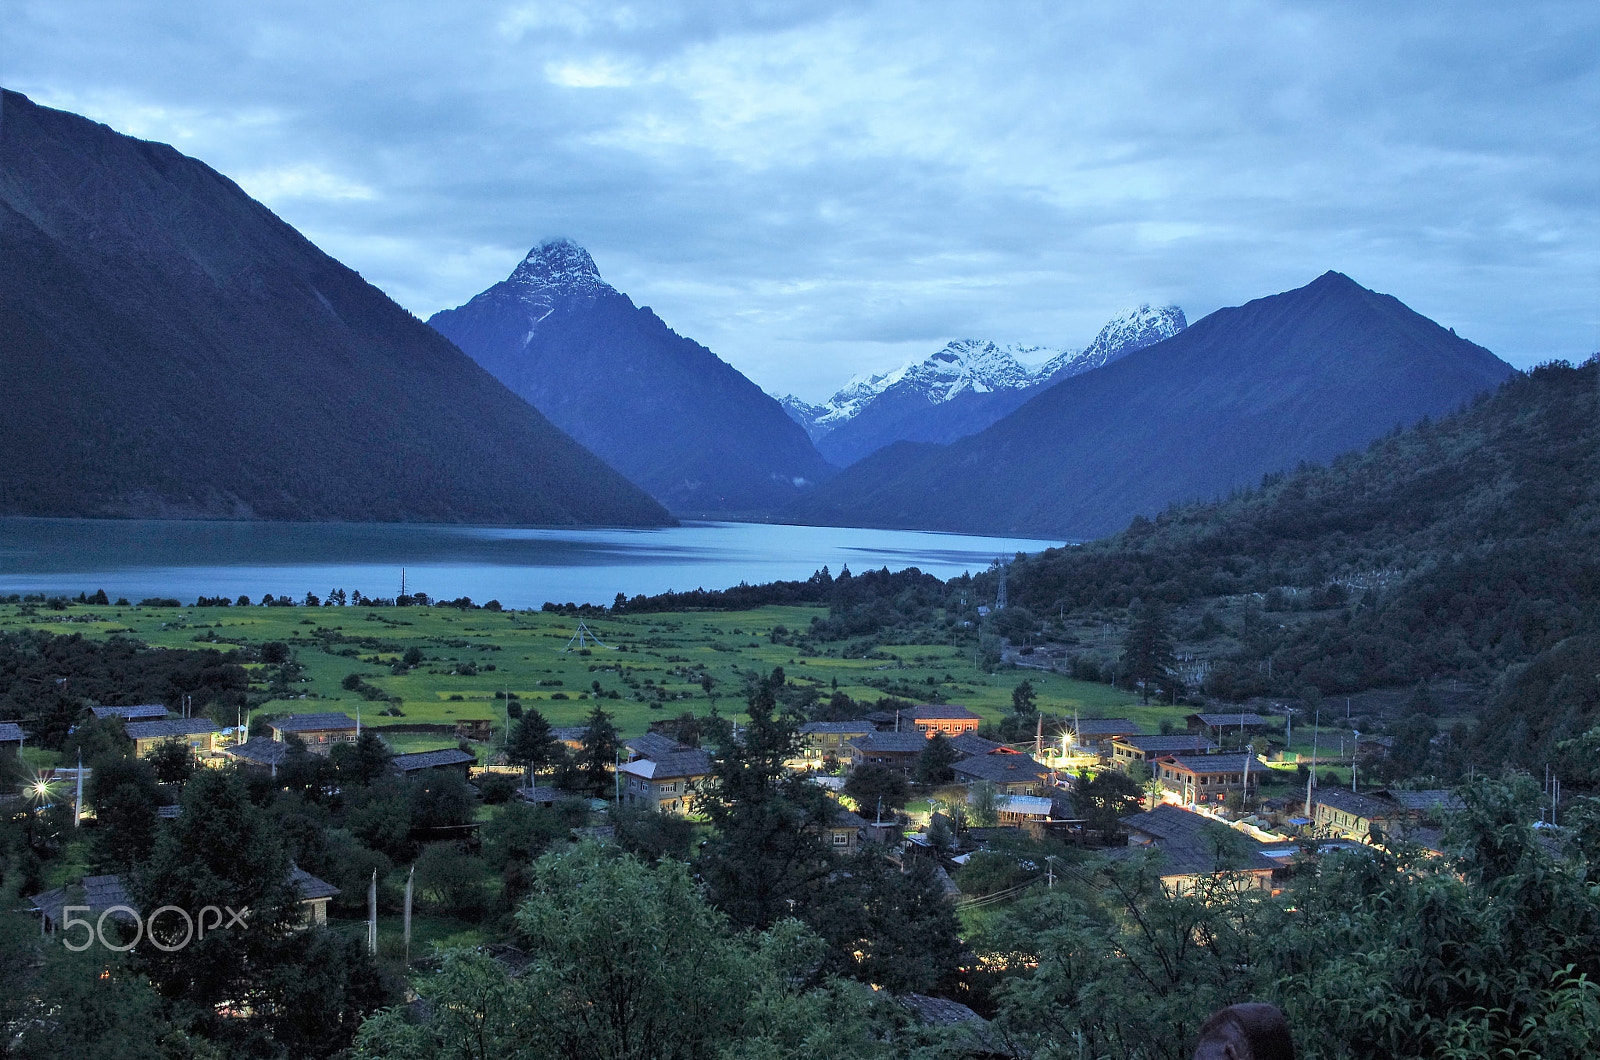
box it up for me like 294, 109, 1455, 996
0, 601, 1170, 748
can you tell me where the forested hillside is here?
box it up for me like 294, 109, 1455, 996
992, 359, 1600, 767
0, 92, 669, 526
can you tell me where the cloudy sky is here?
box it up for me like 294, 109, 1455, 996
8, 1, 1598, 399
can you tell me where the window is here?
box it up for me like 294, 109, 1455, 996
832, 832, 849, 846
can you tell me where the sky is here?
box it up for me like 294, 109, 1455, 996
7, 1, 1598, 401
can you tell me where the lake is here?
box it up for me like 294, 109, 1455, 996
0, 518, 1069, 609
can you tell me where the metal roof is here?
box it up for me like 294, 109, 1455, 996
90, 704, 168, 719
906, 704, 982, 720
1160, 754, 1267, 775
269, 712, 358, 733
391, 748, 477, 772
0, 722, 28, 743
619, 749, 713, 780
1114, 734, 1219, 754
952, 754, 1049, 783
848, 731, 929, 753
125, 717, 219, 740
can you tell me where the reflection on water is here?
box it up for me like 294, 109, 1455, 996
0, 518, 1069, 608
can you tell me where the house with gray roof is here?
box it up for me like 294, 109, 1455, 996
949, 733, 1014, 758
796, 720, 876, 765
1155, 753, 1267, 806
219, 736, 292, 772
0, 721, 28, 746
1111, 734, 1218, 771
32, 868, 339, 933
846, 731, 928, 774
1116, 804, 1280, 895
90, 703, 168, 721
624, 731, 690, 761
124, 717, 220, 758
391, 748, 477, 778
619, 749, 714, 815
952, 753, 1050, 796
1069, 718, 1143, 753
268, 712, 359, 753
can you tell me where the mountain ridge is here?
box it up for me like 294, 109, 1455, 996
782, 305, 1186, 466
782, 271, 1514, 538
429, 240, 834, 514
0, 90, 670, 526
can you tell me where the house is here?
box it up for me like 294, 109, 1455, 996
1117, 804, 1279, 895
29, 874, 138, 934
846, 731, 928, 774
268, 712, 359, 753
949, 733, 1016, 757
796, 721, 877, 765
1311, 788, 1406, 840
1110, 734, 1218, 770
1186, 712, 1267, 738
993, 794, 1054, 830
391, 748, 477, 779
125, 718, 220, 759
624, 731, 691, 761
1309, 787, 1459, 842
1155, 753, 1267, 805
619, 749, 714, 815
0, 721, 27, 747
518, 785, 564, 808
31, 867, 339, 933
288, 865, 340, 925
823, 804, 867, 855
1070, 718, 1144, 754
90, 704, 168, 721
219, 736, 291, 772
905, 704, 982, 737
952, 753, 1050, 796
454, 719, 495, 741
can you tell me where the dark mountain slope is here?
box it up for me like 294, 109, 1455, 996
429, 241, 834, 514
0, 90, 668, 525
787, 272, 1514, 539
989, 359, 1600, 770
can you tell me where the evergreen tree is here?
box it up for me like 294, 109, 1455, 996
578, 704, 619, 796
1121, 599, 1177, 704
506, 707, 558, 779
695, 668, 836, 930
1012, 678, 1038, 714
332, 730, 394, 788
916, 732, 960, 785
86, 754, 160, 873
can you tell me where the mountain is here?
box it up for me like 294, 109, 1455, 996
783, 272, 1515, 539
992, 359, 1600, 768
782, 306, 1185, 467
0, 90, 669, 525
1035, 304, 1189, 383
429, 241, 833, 514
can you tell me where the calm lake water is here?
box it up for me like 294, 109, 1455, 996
0, 518, 1067, 609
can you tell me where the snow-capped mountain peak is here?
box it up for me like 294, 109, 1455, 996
1037, 304, 1186, 381
507, 238, 615, 301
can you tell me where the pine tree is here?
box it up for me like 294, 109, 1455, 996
1121, 599, 1177, 704
578, 704, 619, 795
507, 707, 558, 779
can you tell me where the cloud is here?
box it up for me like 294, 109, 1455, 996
5, 0, 1597, 400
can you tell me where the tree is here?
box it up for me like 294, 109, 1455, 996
843, 762, 910, 816
969, 780, 1002, 827
1121, 599, 1177, 704
915, 732, 959, 785
695, 668, 836, 930
513, 844, 756, 1060
331, 736, 393, 794
577, 704, 619, 796
506, 707, 558, 779
1012, 679, 1038, 714
1076, 768, 1144, 840
130, 768, 304, 1047
146, 738, 194, 785
87, 754, 160, 872
813, 851, 963, 994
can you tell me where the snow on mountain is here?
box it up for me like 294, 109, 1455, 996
781, 339, 1061, 438
781, 305, 1186, 442
1038, 304, 1187, 381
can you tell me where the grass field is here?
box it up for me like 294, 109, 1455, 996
0, 601, 1176, 748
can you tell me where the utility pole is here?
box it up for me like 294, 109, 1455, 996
1045, 854, 1056, 889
